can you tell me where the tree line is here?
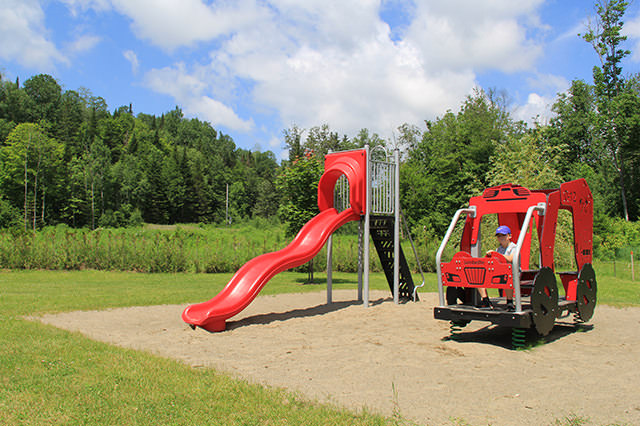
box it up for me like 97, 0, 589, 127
0, 74, 384, 232
1, 0, 639, 259
0, 73, 285, 229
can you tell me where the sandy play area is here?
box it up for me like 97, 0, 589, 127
38, 290, 639, 426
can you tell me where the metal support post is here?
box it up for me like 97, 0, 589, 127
358, 218, 363, 301
393, 148, 400, 304
327, 234, 333, 304
363, 144, 371, 307
512, 202, 546, 312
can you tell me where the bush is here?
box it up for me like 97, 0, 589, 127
0, 196, 20, 229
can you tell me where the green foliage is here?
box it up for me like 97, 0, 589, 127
276, 152, 323, 238
546, 80, 599, 175
5, 6, 640, 268
0, 195, 20, 228
0, 74, 282, 229
0, 220, 437, 275
581, 0, 638, 221
487, 128, 563, 189
1, 122, 64, 230
401, 89, 518, 235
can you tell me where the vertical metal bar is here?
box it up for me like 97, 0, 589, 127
389, 165, 393, 213
358, 217, 363, 301
327, 234, 333, 304
436, 207, 476, 306
393, 149, 400, 304
363, 144, 371, 307
512, 203, 546, 312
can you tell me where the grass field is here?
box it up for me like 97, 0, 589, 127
0, 270, 409, 426
1, 265, 636, 426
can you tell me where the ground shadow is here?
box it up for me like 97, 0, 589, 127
293, 277, 355, 285
443, 320, 595, 350
226, 297, 389, 330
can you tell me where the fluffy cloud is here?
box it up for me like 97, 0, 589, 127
162, 0, 540, 136
0, 0, 66, 69
406, 0, 545, 73
123, 50, 139, 74
67, 34, 101, 54
624, 10, 640, 62
64, 0, 552, 140
108, 0, 267, 51
512, 92, 554, 125
145, 63, 253, 131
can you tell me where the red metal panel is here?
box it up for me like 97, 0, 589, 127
441, 251, 514, 290
538, 190, 560, 269
442, 180, 593, 295
559, 179, 593, 269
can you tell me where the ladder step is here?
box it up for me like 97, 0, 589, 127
368, 215, 416, 301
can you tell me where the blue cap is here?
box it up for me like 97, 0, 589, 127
495, 225, 511, 235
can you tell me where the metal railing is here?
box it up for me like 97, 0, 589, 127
333, 174, 351, 213
370, 159, 395, 214
512, 202, 546, 312
332, 159, 395, 215
435, 206, 477, 306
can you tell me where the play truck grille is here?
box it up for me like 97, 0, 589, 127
464, 267, 486, 285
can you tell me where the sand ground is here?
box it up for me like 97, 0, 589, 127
37, 290, 640, 426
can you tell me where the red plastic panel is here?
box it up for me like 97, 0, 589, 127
318, 149, 367, 214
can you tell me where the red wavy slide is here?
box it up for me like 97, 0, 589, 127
182, 207, 360, 332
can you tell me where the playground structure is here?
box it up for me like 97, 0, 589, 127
182, 146, 422, 332
434, 179, 597, 348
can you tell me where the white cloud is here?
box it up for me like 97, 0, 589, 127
406, 0, 545, 73
123, 50, 139, 74
269, 136, 281, 149
60, 0, 111, 16
625, 11, 640, 62
511, 92, 554, 125
526, 72, 569, 95
556, 21, 585, 42
188, 96, 254, 132
108, 0, 266, 51
106, 0, 551, 140
0, 0, 67, 69
145, 63, 253, 131
67, 34, 101, 54
192, 0, 542, 137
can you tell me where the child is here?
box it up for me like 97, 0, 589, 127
478, 225, 517, 310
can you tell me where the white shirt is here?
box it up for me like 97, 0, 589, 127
497, 242, 517, 257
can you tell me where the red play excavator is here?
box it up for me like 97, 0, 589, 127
434, 179, 597, 348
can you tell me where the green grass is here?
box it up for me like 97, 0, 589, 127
0, 267, 634, 426
0, 223, 442, 274
0, 270, 411, 426
591, 260, 640, 307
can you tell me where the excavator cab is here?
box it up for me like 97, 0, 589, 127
434, 179, 597, 348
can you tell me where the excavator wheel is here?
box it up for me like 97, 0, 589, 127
531, 267, 559, 336
576, 263, 597, 323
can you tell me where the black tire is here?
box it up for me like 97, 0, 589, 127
576, 263, 597, 322
531, 267, 559, 336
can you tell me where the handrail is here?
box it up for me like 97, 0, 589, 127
370, 144, 390, 162
512, 202, 546, 312
436, 206, 476, 306
399, 210, 425, 302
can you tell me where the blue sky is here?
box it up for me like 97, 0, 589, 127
2, 0, 640, 159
